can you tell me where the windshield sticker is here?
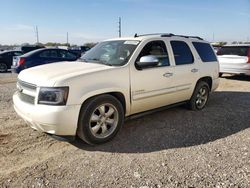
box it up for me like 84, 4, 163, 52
124, 41, 139, 45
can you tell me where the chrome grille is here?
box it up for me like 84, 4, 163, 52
17, 92, 35, 104
17, 79, 37, 104
17, 79, 37, 91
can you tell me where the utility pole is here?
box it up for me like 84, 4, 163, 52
35, 26, 39, 43
67, 32, 69, 46
118, 17, 121, 38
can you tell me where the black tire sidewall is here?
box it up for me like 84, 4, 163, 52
77, 95, 124, 145
188, 81, 210, 111
0, 63, 7, 72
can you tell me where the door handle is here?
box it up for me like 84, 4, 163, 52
191, 68, 199, 73
163, 72, 173, 77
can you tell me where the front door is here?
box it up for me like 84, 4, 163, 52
130, 40, 176, 114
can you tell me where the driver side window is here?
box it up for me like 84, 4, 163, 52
136, 40, 170, 68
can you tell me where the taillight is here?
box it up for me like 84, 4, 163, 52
248, 48, 250, 64
18, 57, 25, 66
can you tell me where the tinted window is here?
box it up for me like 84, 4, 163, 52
59, 50, 77, 59
137, 40, 170, 68
193, 42, 217, 62
50, 50, 58, 58
39, 50, 50, 58
39, 50, 58, 58
217, 46, 249, 56
171, 41, 194, 65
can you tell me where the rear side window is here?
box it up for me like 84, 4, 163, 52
171, 41, 194, 65
39, 50, 51, 58
193, 42, 217, 62
39, 50, 58, 58
217, 46, 249, 56
59, 50, 77, 59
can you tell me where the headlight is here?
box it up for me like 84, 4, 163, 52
38, 87, 69, 105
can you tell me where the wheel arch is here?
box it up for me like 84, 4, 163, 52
79, 90, 129, 116
196, 76, 212, 91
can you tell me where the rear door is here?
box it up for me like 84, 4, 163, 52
168, 40, 200, 101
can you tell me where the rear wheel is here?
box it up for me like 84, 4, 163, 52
0, 63, 7, 72
187, 81, 210, 111
77, 94, 124, 145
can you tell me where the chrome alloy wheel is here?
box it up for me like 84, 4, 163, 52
89, 103, 119, 138
195, 87, 208, 109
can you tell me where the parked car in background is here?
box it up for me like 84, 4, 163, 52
68, 46, 91, 58
12, 48, 78, 73
217, 45, 250, 76
13, 33, 219, 145
15, 45, 45, 53
0, 50, 23, 72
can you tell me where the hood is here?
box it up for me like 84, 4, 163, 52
18, 61, 113, 86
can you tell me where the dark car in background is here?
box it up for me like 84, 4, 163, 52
15, 45, 45, 53
68, 46, 91, 58
0, 50, 23, 72
12, 48, 78, 73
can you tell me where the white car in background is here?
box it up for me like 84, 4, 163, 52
217, 45, 250, 76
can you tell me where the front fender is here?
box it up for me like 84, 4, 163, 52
79, 87, 130, 116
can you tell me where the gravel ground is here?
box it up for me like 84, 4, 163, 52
0, 73, 249, 188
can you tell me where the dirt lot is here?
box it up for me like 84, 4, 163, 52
0, 73, 249, 188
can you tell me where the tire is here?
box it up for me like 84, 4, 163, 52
187, 81, 210, 111
219, 73, 223, 77
0, 63, 7, 72
77, 94, 124, 145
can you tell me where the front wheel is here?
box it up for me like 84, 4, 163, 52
187, 81, 210, 111
77, 94, 124, 145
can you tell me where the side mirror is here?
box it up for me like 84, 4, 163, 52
136, 55, 159, 69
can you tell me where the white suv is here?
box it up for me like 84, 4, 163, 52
13, 33, 219, 145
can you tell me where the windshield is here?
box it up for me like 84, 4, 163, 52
80, 40, 140, 66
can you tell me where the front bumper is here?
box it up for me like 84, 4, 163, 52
13, 91, 81, 136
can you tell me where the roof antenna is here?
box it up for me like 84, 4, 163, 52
134, 33, 138, 38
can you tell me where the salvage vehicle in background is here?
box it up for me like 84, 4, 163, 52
0, 50, 23, 72
13, 33, 219, 145
217, 45, 250, 76
12, 48, 78, 73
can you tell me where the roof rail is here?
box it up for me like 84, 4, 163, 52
134, 33, 203, 40
170, 35, 204, 40
134, 33, 174, 38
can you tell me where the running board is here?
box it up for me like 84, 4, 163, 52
125, 101, 187, 121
